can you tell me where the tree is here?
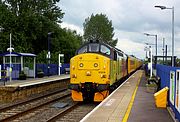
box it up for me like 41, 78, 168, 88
50, 28, 82, 63
0, 0, 82, 64
2, 0, 64, 53
83, 13, 118, 47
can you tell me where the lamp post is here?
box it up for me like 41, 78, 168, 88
155, 5, 175, 67
144, 46, 148, 59
7, 33, 14, 82
144, 45, 153, 78
144, 33, 158, 66
145, 42, 155, 59
162, 38, 165, 64
47, 32, 52, 77
144, 33, 158, 56
0, 27, 3, 84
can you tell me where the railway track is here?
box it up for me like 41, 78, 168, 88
46, 102, 98, 122
0, 88, 71, 122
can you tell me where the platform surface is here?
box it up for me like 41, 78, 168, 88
128, 72, 173, 122
0, 75, 70, 87
81, 70, 174, 122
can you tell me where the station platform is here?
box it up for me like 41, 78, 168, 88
0, 75, 70, 103
0, 75, 70, 87
81, 70, 174, 122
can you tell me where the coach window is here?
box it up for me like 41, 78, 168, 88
78, 46, 87, 54
100, 45, 110, 55
89, 43, 99, 52
114, 51, 117, 60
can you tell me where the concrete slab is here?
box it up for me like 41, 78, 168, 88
81, 70, 142, 122
128, 73, 174, 122
81, 70, 174, 122
2, 75, 70, 87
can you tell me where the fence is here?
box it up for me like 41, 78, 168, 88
0, 63, 70, 80
36, 63, 70, 76
155, 64, 180, 120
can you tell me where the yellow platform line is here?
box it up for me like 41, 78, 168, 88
122, 72, 143, 122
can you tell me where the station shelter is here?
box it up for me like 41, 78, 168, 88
0, 52, 36, 80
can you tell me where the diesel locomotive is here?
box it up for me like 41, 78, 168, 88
69, 40, 142, 102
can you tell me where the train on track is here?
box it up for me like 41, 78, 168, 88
69, 40, 142, 102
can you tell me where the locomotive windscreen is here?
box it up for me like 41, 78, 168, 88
89, 43, 99, 52
77, 43, 111, 56
78, 45, 87, 54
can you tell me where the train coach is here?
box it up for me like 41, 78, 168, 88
69, 40, 142, 102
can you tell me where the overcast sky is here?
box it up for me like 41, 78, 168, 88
57, 0, 180, 59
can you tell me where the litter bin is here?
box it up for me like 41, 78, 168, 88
154, 87, 169, 108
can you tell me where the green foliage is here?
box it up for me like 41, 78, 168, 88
36, 50, 48, 64
176, 58, 180, 67
0, 0, 82, 64
83, 13, 118, 47
58, 29, 82, 63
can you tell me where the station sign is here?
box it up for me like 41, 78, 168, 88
170, 71, 175, 105
175, 70, 180, 112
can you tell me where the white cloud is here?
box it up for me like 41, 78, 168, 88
60, 22, 83, 35
58, 0, 180, 59
116, 38, 145, 59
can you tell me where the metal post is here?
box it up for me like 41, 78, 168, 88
9, 33, 12, 82
150, 47, 153, 78
47, 32, 52, 77
59, 54, 64, 75
48, 35, 50, 77
155, 35, 157, 56
154, 5, 175, 66
165, 45, 167, 64
155, 35, 157, 67
144, 33, 157, 57
172, 7, 174, 67
149, 46, 151, 59
162, 38, 165, 64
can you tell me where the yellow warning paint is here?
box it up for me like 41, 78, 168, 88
122, 72, 142, 122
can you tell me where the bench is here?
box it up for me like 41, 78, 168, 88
64, 68, 70, 74
148, 76, 161, 92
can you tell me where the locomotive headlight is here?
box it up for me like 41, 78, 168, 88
101, 74, 106, 78
71, 74, 77, 78
79, 63, 84, 67
94, 63, 98, 67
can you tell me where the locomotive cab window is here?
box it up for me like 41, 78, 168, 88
78, 46, 87, 54
100, 45, 110, 55
89, 43, 99, 52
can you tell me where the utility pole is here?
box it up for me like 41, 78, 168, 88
47, 32, 52, 77
165, 45, 167, 64
162, 38, 165, 64
7, 33, 14, 82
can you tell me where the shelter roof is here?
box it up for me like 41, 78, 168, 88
0, 52, 36, 57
